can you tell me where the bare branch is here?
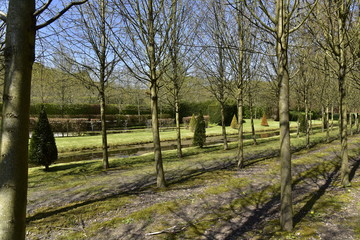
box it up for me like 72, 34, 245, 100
0, 11, 6, 22
34, 0, 54, 16
36, 0, 88, 30
289, 0, 319, 34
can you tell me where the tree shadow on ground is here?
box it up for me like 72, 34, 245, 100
170, 154, 357, 240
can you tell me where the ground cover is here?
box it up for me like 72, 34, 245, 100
54, 119, 306, 153
25, 126, 360, 239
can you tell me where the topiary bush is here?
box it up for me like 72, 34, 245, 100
189, 114, 197, 132
230, 114, 238, 129
29, 105, 58, 171
193, 112, 206, 148
260, 114, 269, 126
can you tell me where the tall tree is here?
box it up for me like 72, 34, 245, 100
113, 0, 174, 188
244, 0, 318, 231
56, 0, 119, 169
199, 0, 230, 150
307, 0, 358, 186
164, 0, 199, 158
0, 1, 86, 238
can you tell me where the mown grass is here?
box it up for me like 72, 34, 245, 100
53, 119, 314, 153
27, 124, 356, 240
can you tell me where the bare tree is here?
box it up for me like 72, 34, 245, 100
163, 0, 200, 158
307, 0, 359, 187
0, 0, 87, 238
113, 0, 174, 188
244, 0, 318, 231
55, 0, 119, 169
198, 0, 231, 150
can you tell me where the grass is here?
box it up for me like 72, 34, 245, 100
53, 119, 316, 153
27, 121, 358, 240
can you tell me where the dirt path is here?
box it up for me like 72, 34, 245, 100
26, 134, 360, 239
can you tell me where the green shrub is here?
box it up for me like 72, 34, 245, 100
193, 112, 206, 148
29, 106, 58, 171
230, 115, 238, 129
189, 114, 197, 132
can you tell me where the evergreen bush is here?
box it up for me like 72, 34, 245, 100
230, 114, 238, 129
189, 114, 197, 132
29, 106, 58, 171
260, 114, 269, 126
193, 112, 206, 148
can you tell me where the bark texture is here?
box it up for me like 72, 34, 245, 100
0, 0, 35, 238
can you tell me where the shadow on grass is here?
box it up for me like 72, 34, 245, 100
47, 162, 95, 172
172, 154, 357, 239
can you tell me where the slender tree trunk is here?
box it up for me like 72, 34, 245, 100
236, 2, 245, 167
237, 97, 244, 167
0, 0, 35, 238
331, 104, 334, 130
350, 113, 353, 136
326, 105, 330, 142
305, 96, 310, 148
321, 105, 325, 132
100, 90, 109, 169
148, 0, 166, 188
220, 102, 228, 150
150, 83, 166, 188
277, 0, 293, 231
338, 1, 349, 187
249, 96, 257, 145
356, 113, 359, 133
170, 0, 182, 158
99, 0, 109, 169
296, 106, 300, 138
175, 89, 182, 158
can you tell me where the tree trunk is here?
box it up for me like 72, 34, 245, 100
338, 1, 349, 187
175, 89, 182, 158
350, 113, 353, 136
148, 0, 166, 188
150, 83, 166, 188
326, 105, 330, 142
0, 0, 35, 238
236, 2, 245, 167
237, 97, 244, 167
100, 90, 109, 169
220, 102, 228, 150
305, 95, 310, 148
277, 0, 293, 231
99, 0, 109, 169
249, 97, 257, 145
321, 105, 325, 132
331, 104, 334, 130
356, 113, 359, 133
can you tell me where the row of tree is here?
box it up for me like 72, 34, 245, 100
0, 0, 359, 238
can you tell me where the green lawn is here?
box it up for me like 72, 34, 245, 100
54, 119, 320, 153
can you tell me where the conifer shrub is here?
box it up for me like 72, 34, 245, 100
189, 114, 197, 132
299, 114, 307, 133
193, 112, 206, 148
29, 106, 58, 171
230, 114, 238, 129
260, 114, 269, 126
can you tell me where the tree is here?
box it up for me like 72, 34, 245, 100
307, 0, 359, 186
163, 0, 199, 158
0, 1, 86, 238
113, 0, 174, 188
244, 0, 318, 231
29, 106, 58, 171
193, 112, 206, 148
56, 0, 119, 169
198, 0, 230, 150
